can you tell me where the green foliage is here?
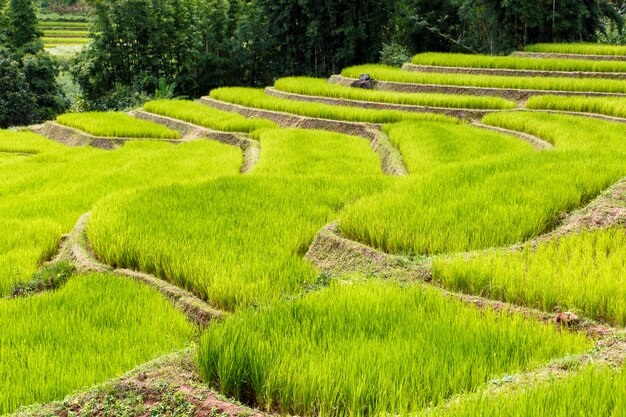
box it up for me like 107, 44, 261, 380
209, 87, 457, 124
198, 281, 590, 416
379, 42, 412, 67
0, 129, 241, 294
525, 42, 626, 55
10, 260, 75, 297
23, 52, 70, 121
274, 76, 517, 109
143, 100, 278, 133
434, 228, 626, 325
4, 0, 41, 52
0, 273, 193, 415
412, 52, 626, 72
422, 365, 626, 416
526, 95, 626, 118
0, 51, 37, 128
343, 64, 626, 93
56, 111, 180, 138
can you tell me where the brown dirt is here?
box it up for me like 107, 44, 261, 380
329, 74, 626, 101
512, 51, 626, 62
30, 122, 179, 150
199, 96, 409, 176
403, 63, 626, 80
471, 122, 554, 150
265, 86, 504, 120
11, 349, 269, 417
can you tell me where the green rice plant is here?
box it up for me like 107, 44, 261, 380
273, 77, 517, 109
342, 64, 626, 94
411, 52, 626, 73
38, 21, 90, 29
422, 365, 625, 416
143, 99, 278, 133
0, 273, 193, 415
251, 128, 382, 176
42, 29, 89, 37
198, 281, 590, 417
41, 37, 90, 44
0, 130, 241, 295
525, 43, 626, 56
526, 95, 626, 118
339, 113, 626, 255
56, 111, 180, 138
433, 228, 626, 325
208, 87, 456, 124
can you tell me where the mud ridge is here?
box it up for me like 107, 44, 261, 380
200, 96, 408, 176
329, 74, 626, 101
53, 213, 223, 327
523, 109, 626, 125
30, 122, 179, 150
10, 349, 269, 417
472, 122, 554, 150
512, 51, 626, 62
402, 62, 626, 80
265, 86, 503, 121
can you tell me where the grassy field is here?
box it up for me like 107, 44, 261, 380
40, 20, 90, 48
198, 281, 590, 417
339, 113, 626, 255
56, 112, 180, 138
0, 273, 193, 415
208, 87, 457, 124
274, 77, 517, 109
0, 130, 240, 295
525, 43, 626, 56
342, 64, 626, 93
434, 228, 626, 325
526, 95, 626, 118
143, 99, 278, 132
423, 365, 625, 416
411, 52, 626, 72
87, 126, 388, 309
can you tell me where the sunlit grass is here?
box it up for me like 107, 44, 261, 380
527, 95, 626, 118
56, 111, 180, 138
525, 43, 626, 56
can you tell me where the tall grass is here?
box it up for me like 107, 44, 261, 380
0, 130, 241, 294
411, 52, 626, 72
433, 228, 626, 325
208, 87, 456, 124
423, 365, 625, 416
340, 113, 626, 255
526, 95, 626, 118
342, 64, 626, 94
0, 273, 193, 415
251, 128, 382, 176
274, 77, 516, 109
143, 99, 278, 133
56, 112, 180, 138
198, 281, 590, 417
525, 43, 626, 56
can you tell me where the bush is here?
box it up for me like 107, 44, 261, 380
0, 51, 37, 128
379, 43, 411, 67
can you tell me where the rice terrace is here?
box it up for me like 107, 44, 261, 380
1, 0, 625, 416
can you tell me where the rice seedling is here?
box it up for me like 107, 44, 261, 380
433, 228, 626, 325
41, 37, 90, 45
0, 273, 193, 415
143, 99, 278, 133
41, 29, 90, 37
525, 43, 626, 56
422, 364, 625, 416
526, 95, 626, 118
38, 21, 90, 29
341, 64, 626, 94
56, 112, 180, 138
198, 280, 590, 417
0, 130, 241, 295
411, 52, 626, 73
339, 113, 626, 255
251, 128, 382, 176
273, 77, 517, 109
208, 87, 456, 124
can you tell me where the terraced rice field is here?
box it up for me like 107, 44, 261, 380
2, 46, 625, 417
39, 20, 90, 48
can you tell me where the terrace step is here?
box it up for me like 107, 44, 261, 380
513, 51, 626, 62
471, 122, 554, 151
329, 74, 626, 101
402, 63, 626, 80
265, 86, 503, 121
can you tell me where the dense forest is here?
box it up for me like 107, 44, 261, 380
0, 0, 625, 125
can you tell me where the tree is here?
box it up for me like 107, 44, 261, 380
0, 51, 37, 128
5, 0, 41, 52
